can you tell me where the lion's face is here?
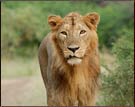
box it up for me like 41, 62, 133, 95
56, 17, 92, 65
48, 12, 100, 65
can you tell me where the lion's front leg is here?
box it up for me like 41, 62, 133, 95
78, 97, 96, 106
78, 90, 97, 106
47, 89, 75, 106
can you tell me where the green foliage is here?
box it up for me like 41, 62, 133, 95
1, 2, 49, 57
100, 29, 134, 106
1, 1, 133, 57
98, 3, 133, 48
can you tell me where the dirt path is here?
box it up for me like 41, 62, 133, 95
1, 76, 47, 106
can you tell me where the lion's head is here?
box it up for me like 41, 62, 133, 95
48, 12, 100, 65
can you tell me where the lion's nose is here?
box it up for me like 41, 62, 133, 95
67, 45, 80, 53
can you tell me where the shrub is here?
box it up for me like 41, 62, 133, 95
1, 3, 49, 57
100, 29, 134, 106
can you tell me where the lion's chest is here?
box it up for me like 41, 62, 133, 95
73, 69, 88, 89
54, 66, 90, 97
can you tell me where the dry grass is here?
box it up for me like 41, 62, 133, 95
1, 57, 39, 78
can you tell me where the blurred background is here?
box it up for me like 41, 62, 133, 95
1, 0, 134, 106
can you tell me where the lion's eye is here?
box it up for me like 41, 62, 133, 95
80, 30, 86, 34
60, 31, 67, 35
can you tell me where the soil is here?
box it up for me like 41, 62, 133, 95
1, 76, 47, 106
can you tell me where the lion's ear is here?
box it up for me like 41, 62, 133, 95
83, 12, 100, 30
48, 15, 63, 31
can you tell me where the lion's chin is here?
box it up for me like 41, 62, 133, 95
67, 58, 82, 65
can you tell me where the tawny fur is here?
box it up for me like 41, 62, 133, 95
38, 12, 100, 106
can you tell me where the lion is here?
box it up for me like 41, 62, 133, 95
38, 12, 100, 106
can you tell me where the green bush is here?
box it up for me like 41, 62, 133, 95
100, 29, 134, 106
1, 3, 49, 57
98, 2, 133, 48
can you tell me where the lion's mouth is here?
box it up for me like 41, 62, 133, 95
66, 55, 82, 65
67, 55, 82, 60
